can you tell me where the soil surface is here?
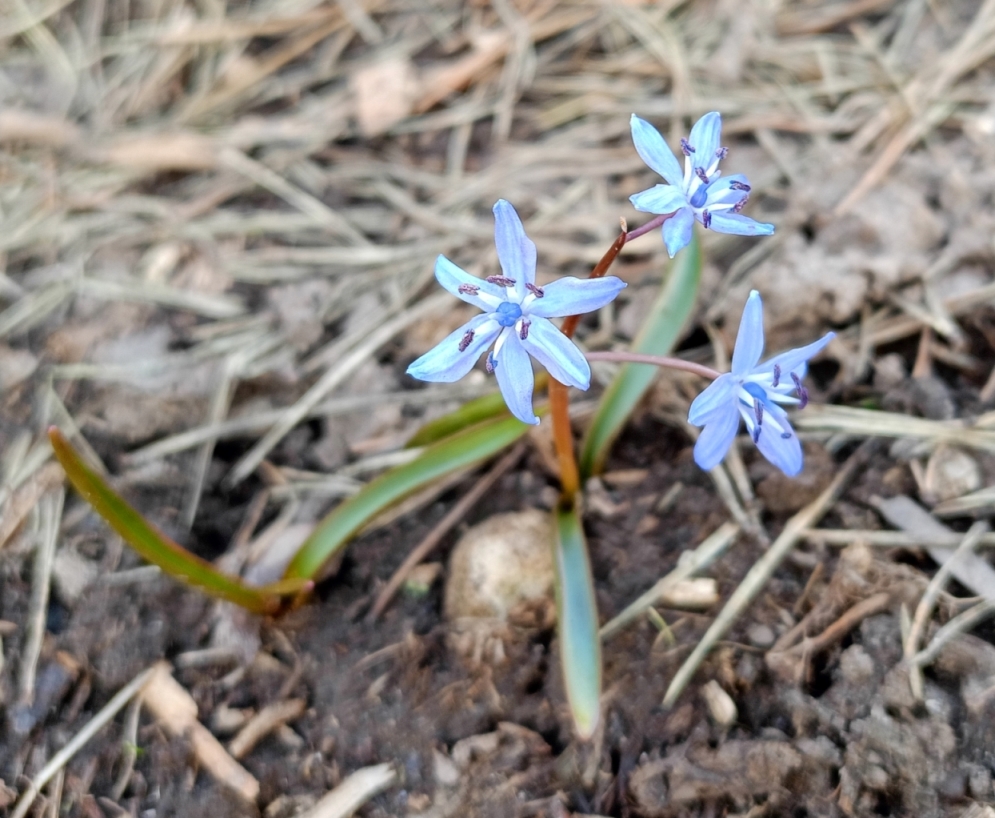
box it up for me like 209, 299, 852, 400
3, 0, 995, 817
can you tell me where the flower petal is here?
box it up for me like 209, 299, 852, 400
526, 276, 626, 318
406, 314, 501, 383
732, 290, 765, 375
629, 184, 688, 215
434, 255, 505, 310
687, 112, 722, 168
758, 332, 835, 379
688, 373, 737, 426
754, 419, 803, 476
662, 207, 695, 258
693, 402, 740, 471
520, 316, 591, 390
630, 114, 684, 187
493, 329, 539, 425
707, 212, 775, 237
493, 199, 537, 301
702, 174, 750, 208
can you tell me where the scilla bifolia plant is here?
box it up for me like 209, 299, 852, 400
51, 112, 834, 740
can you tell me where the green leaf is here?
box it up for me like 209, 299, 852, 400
49, 428, 308, 615
284, 413, 535, 580
406, 374, 548, 448
553, 502, 602, 739
579, 234, 702, 477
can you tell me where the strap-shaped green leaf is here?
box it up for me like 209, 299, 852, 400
579, 234, 701, 477
49, 428, 308, 615
553, 501, 601, 739
406, 374, 549, 448
284, 413, 535, 580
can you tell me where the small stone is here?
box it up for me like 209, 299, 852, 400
444, 509, 554, 621
838, 645, 876, 686
701, 680, 737, 727
747, 623, 776, 649
924, 445, 982, 504
51, 549, 99, 606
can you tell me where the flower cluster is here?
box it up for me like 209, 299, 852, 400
408, 114, 830, 477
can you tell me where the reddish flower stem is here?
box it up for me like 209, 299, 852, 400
585, 350, 721, 381
549, 211, 677, 495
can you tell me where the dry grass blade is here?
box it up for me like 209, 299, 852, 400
225, 291, 450, 487
662, 443, 871, 708
904, 521, 990, 699
17, 489, 63, 707
600, 521, 740, 640
10, 665, 158, 818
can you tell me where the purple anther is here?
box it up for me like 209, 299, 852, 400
519, 319, 531, 340
730, 180, 751, 192
486, 275, 516, 286
733, 197, 748, 213
525, 283, 544, 298
458, 283, 480, 296
754, 399, 764, 430
485, 351, 496, 373
772, 364, 781, 388
680, 137, 695, 156
695, 167, 710, 184
791, 373, 809, 409
702, 209, 712, 229
458, 329, 474, 352
715, 146, 729, 160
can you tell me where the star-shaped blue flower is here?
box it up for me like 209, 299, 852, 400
407, 200, 626, 426
629, 112, 775, 258
688, 291, 834, 476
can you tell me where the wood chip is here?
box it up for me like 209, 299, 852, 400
142, 664, 260, 802
297, 763, 397, 818
229, 698, 306, 760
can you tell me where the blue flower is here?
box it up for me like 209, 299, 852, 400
629, 113, 775, 258
688, 291, 834, 476
407, 200, 626, 425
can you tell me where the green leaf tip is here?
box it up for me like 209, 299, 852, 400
48, 427, 301, 615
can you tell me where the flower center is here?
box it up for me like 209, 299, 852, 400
689, 184, 709, 209
495, 301, 523, 327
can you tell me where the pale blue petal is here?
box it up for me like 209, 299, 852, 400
630, 114, 684, 187
520, 316, 590, 390
629, 184, 688, 215
703, 174, 749, 207
707, 212, 775, 236
693, 402, 740, 471
732, 290, 765, 375
493, 329, 538, 425
493, 199, 536, 300
406, 314, 500, 383
662, 207, 695, 258
687, 112, 722, 168
688, 373, 737, 426
758, 332, 835, 379
754, 418, 803, 476
526, 276, 626, 319
434, 255, 505, 311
